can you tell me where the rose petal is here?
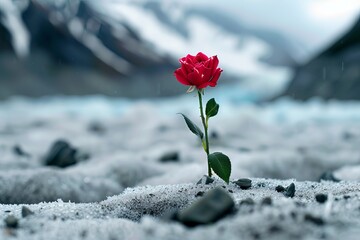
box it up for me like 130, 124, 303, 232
188, 70, 202, 86
185, 54, 196, 64
180, 62, 192, 74
174, 68, 191, 85
210, 56, 219, 75
208, 68, 223, 87
199, 64, 213, 83
195, 52, 209, 62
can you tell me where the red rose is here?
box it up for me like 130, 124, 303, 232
174, 52, 223, 90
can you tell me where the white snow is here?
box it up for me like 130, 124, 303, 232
0, 0, 30, 57
92, 1, 291, 97
1, 96, 360, 239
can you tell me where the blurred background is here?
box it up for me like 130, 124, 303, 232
2, 0, 360, 204
1, 0, 359, 101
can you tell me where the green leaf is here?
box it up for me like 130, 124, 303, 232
208, 152, 231, 183
205, 98, 219, 118
178, 113, 204, 139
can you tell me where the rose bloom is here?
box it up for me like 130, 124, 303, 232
174, 52, 223, 91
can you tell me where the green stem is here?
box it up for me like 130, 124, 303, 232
198, 90, 211, 177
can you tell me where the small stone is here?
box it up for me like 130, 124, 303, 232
13, 145, 31, 157
261, 197, 272, 206
319, 171, 340, 182
233, 178, 252, 190
21, 206, 34, 218
5, 215, 18, 228
268, 225, 282, 233
196, 175, 214, 185
315, 194, 328, 203
343, 131, 355, 140
284, 183, 295, 198
295, 201, 306, 207
238, 147, 251, 152
87, 122, 106, 134
344, 195, 351, 200
210, 131, 219, 139
240, 198, 255, 205
195, 191, 204, 197
275, 185, 285, 192
159, 151, 179, 162
44, 140, 78, 168
304, 214, 325, 226
177, 187, 235, 227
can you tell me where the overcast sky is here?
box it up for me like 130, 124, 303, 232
192, 0, 360, 56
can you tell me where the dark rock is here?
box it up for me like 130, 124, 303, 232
344, 195, 351, 200
315, 193, 328, 204
261, 197, 272, 206
44, 140, 78, 168
238, 147, 251, 152
4, 215, 18, 228
278, 16, 360, 100
295, 201, 306, 207
210, 131, 219, 139
319, 171, 340, 182
159, 151, 179, 163
21, 206, 34, 217
240, 198, 255, 205
233, 178, 252, 190
275, 185, 286, 192
195, 191, 204, 197
304, 214, 325, 226
196, 175, 214, 185
284, 183, 295, 198
13, 145, 31, 157
87, 122, 106, 135
176, 187, 235, 227
343, 131, 355, 140
268, 225, 282, 233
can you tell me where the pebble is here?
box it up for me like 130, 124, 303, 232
22, 206, 34, 217
44, 140, 78, 168
304, 214, 325, 226
315, 193, 328, 203
195, 191, 204, 197
4, 215, 18, 228
261, 197, 272, 206
87, 122, 106, 134
196, 175, 214, 185
13, 145, 31, 157
159, 151, 179, 162
177, 187, 235, 227
233, 178, 252, 190
319, 171, 340, 182
275, 185, 285, 192
284, 183, 295, 198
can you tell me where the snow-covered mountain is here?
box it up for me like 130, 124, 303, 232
0, 0, 301, 99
